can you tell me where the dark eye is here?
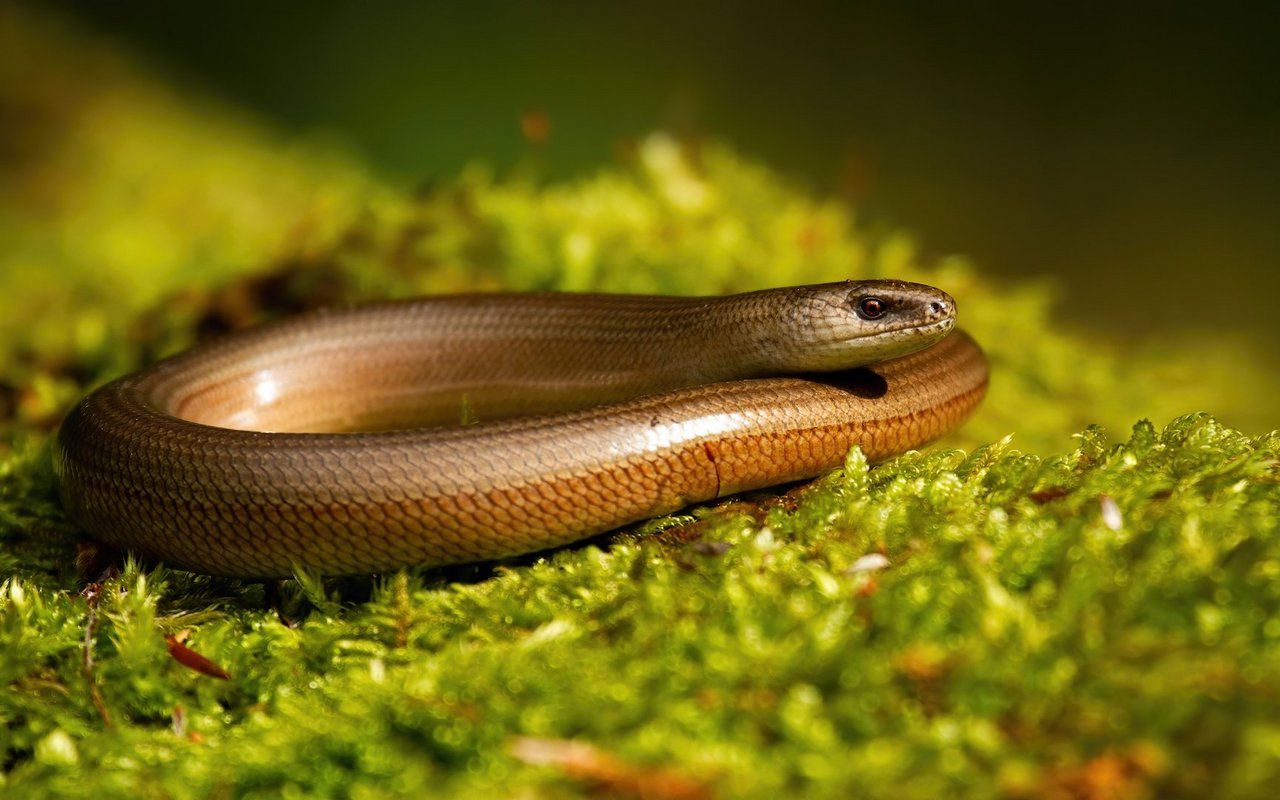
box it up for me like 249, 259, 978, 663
858, 297, 886, 319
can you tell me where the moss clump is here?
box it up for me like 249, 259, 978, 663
4, 418, 1278, 798
1, 6, 1278, 799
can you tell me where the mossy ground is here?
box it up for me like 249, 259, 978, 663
2, 7, 1278, 799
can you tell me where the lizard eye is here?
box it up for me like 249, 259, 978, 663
857, 297, 886, 319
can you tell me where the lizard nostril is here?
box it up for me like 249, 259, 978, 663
929, 301, 945, 315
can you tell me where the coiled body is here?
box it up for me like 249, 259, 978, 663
55, 284, 988, 578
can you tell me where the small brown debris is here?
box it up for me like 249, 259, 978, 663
165, 632, 231, 681
509, 736, 712, 800
1029, 487, 1070, 504
1036, 744, 1169, 800
520, 110, 551, 145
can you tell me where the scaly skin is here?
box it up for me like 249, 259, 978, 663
54, 281, 988, 578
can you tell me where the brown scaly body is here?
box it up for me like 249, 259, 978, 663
55, 282, 987, 578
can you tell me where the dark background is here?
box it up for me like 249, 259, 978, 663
49, 1, 1280, 354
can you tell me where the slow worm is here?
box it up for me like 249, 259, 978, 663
54, 281, 988, 578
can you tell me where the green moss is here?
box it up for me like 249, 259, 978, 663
2, 6, 1278, 799
4, 419, 1278, 798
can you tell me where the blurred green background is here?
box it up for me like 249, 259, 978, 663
43, 0, 1280, 356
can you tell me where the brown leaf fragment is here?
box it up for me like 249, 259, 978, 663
520, 109, 552, 145
165, 634, 231, 680
1036, 745, 1169, 800
1029, 487, 1070, 504
508, 736, 712, 800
